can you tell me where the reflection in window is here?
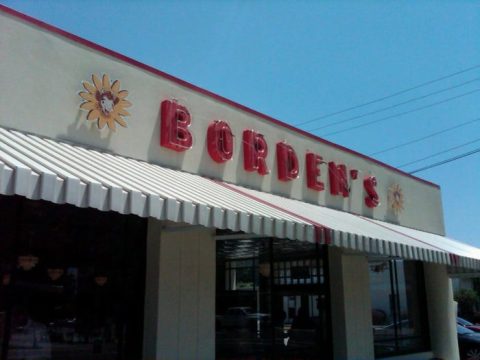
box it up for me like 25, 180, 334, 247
216, 236, 331, 360
0, 196, 146, 360
369, 259, 429, 358
225, 259, 256, 291
273, 259, 323, 286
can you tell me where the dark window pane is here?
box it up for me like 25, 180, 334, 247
0, 196, 146, 360
369, 259, 429, 358
216, 236, 332, 360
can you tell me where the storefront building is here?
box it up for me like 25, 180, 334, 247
1, 5, 479, 360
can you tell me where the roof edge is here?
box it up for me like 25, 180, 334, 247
0, 4, 440, 189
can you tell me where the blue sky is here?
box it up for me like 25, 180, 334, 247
3, 1, 479, 245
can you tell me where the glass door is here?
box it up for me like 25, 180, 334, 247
270, 241, 331, 359
216, 235, 332, 360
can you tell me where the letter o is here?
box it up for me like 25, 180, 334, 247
207, 120, 234, 163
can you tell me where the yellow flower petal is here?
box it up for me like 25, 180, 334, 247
80, 102, 97, 110
87, 109, 101, 121
117, 90, 129, 99
106, 119, 116, 131
82, 82, 96, 94
102, 74, 111, 91
117, 108, 130, 116
111, 80, 120, 94
92, 74, 102, 91
79, 92, 96, 101
115, 116, 127, 128
119, 100, 132, 108
98, 117, 107, 129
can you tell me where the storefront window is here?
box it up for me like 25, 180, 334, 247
369, 259, 430, 358
0, 196, 146, 360
224, 259, 256, 291
216, 235, 332, 359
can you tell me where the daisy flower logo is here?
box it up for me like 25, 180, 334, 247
388, 183, 404, 215
79, 74, 131, 131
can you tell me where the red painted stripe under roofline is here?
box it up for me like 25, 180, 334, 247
0, 4, 439, 189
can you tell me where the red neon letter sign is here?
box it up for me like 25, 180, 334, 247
364, 176, 380, 208
305, 153, 325, 191
207, 120, 234, 163
160, 99, 193, 152
243, 130, 269, 175
276, 142, 299, 181
328, 162, 349, 197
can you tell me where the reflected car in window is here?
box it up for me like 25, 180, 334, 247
373, 319, 425, 356
458, 317, 480, 333
458, 324, 480, 360
217, 307, 270, 329
373, 319, 415, 338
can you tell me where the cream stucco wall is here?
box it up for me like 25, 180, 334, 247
143, 220, 216, 360
0, 8, 461, 360
329, 247, 375, 360
0, 9, 445, 235
424, 263, 459, 360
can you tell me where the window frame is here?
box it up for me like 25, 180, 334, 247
369, 259, 430, 358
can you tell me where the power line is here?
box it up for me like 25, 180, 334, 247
369, 117, 480, 156
398, 138, 480, 168
305, 78, 479, 132
321, 89, 480, 137
295, 64, 480, 127
408, 147, 480, 174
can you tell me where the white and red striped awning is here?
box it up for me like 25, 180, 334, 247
1, 126, 479, 271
